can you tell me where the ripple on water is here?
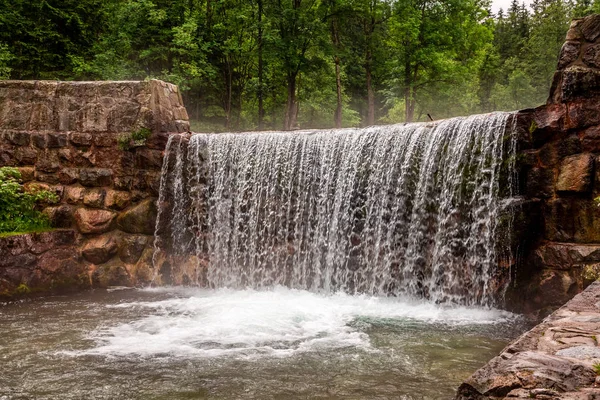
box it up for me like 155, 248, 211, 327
0, 287, 527, 400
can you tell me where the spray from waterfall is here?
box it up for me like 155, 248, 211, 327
154, 113, 516, 306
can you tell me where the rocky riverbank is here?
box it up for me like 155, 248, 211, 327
456, 281, 600, 399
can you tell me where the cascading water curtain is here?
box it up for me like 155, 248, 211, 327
155, 112, 517, 306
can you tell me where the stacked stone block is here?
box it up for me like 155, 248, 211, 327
509, 15, 600, 315
0, 80, 189, 297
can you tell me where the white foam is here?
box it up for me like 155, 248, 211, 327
69, 287, 517, 358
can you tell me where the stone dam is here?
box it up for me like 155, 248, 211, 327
3, 13, 600, 400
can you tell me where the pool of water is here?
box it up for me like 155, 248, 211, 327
0, 287, 527, 399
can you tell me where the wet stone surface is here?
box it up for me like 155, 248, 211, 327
456, 281, 600, 399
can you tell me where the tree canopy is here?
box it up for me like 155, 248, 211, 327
0, 0, 596, 130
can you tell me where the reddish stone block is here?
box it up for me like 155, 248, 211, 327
74, 208, 117, 234
82, 234, 118, 264
556, 153, 593, 193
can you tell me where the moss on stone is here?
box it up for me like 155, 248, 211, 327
15, 283, 31, 294
529, 120, 538, 135
0, 227, 56, 238
118, 127, 152, 150
0, 273, 90, 301
583, 264, 600, 281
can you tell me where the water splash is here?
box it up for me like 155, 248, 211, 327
67, 286, 519, 358
155, 113, 516, 306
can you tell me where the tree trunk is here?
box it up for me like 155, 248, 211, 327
258, 0, 265, 130
366, 50, 375, 126
331, 14, 342, 129
334, 56, 343, 129
404, 87, 415, 123
284, 73, 297, 130
206, 0, 212, 32
224, 59, 233, 129
404, 57, 414, 123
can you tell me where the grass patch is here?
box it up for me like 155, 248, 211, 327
0, 227, 56, 238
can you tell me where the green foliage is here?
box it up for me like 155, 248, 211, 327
594, 362, 600, 375
0, 0, 110, 79
118, 127, 152, 150
0, 42, 11, 79
0, 167, 59, 233
0, 0, 590, 127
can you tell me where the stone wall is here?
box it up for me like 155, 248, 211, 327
506, 15, 600, 316
0, 80, 189, 298
0, 230, 84, 297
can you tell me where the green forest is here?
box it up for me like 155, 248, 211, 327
0, 0, 597, 131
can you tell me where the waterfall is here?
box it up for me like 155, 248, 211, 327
154, 112, 516, 306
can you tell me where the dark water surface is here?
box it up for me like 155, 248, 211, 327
0, 287, 527, 400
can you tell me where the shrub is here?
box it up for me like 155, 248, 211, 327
0, 167, 59, 233
117, 127, 152, 150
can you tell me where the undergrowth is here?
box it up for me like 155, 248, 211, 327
0, 167, 59, 233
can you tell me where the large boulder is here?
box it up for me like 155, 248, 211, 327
534, 242, 600, 270
43, 205, 73, 228
558, 41, 581, 69
118, 234, 150, 264
116, 198, 157, 235
82, 188, 106, 208
26, 230, 76, 255
64, 186, 84, 204
104, 190, 132, 210
81, 234, 118, 264
545, 198, 600, 243
525, 167, 555, 198
583, 43, 600, 69
580, 14, 600, 41
560, 67, 600, 103
74, 208, 116, 234
528, 269, 579, 309
91, 259, 131, 287
132, 247, 155, 284
32, 248, 88, 293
